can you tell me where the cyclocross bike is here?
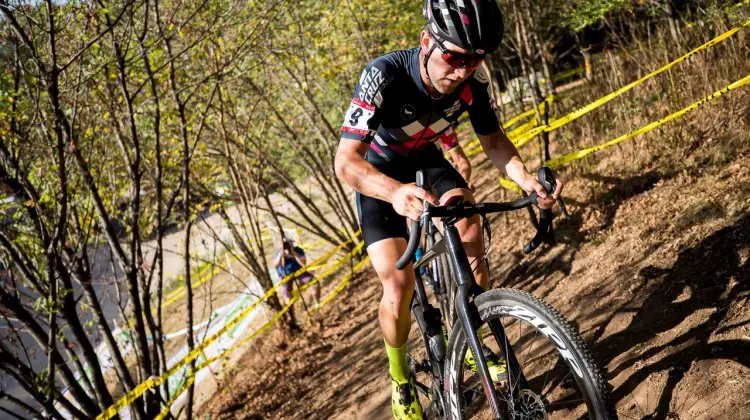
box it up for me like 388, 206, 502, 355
397, 167, 616, 419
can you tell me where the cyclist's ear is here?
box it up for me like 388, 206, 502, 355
420, 30, 431, 51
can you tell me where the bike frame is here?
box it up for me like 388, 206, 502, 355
405, 168, 563, 418
419, 218, 530, 419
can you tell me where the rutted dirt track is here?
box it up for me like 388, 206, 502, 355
201, 139, 750, 419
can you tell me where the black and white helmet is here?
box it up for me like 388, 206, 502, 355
423, 0, 504, 54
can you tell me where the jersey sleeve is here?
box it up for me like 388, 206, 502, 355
294, 246, 306, 257
340, 58, 394, 142
466, 66, 500, 136
438, 126, 460, 151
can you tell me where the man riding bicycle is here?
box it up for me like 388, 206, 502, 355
334, 1, 563, 418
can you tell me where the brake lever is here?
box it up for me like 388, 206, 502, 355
523, 206, 554, 254
395, 171, 428, 270
523, 168, 560, 254
537, 167, 569, 218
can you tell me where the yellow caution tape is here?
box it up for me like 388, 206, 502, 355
159, 255, 227, 309
97, 231, 363, 419
512, 18, 750, 146
511, 115, 541, 138
157, 261, 227, 313
546, 73, 750, 169
152, 255, 371, 419
298, 236, 327, 250
498, 177, 522, 192
157, 229, 361, 314
154, 373, 196, 420
152, 293, 300, 420
503, 95, 555, 129
464, 107, 541, 157
459, 94, 553, 144
465, 112, 542, 158
318, 256, 370, 306
463, 96, 554, 157
465, 122, 535, 158
553, 67, 582, 83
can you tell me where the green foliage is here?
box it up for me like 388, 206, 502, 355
561, 0, 629, 31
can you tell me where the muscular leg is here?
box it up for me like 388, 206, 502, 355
438, 188, 489, 289
366, 187, 486, 349
368, 237, 415, 348
367, 237, 426, 419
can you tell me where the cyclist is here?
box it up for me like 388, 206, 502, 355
334, 1, 563, 418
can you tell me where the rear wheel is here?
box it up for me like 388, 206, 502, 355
409, 302, 446, 420
444, 289, 616, 419
428, 230, 456, 329
437, 249, 455, 327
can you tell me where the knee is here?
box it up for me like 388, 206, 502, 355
458, 215, 483, 245
379, 270, 415, 312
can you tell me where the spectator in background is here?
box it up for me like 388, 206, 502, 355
273, 238, 321, 310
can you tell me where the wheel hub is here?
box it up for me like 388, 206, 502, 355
509, 389, 547, 420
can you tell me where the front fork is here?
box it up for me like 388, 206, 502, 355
444, 222, 529, 418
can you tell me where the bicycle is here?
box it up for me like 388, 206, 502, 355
422, 215, 455, 328
398, 167, 616, 419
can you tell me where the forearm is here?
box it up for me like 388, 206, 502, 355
448, 146, 471, 181
479, 129, 534, 189
335, 151, 401, 202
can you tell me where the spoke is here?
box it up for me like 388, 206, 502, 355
541, 369, 572, 400
539, 357, 554, 396
522, 326, 541, 364
504, 319, 522, 396
546, 397, 584, 406
516, 316, 522, 344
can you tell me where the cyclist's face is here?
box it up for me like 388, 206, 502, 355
421, 31, 483, 94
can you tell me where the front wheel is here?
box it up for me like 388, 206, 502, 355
444, 289, 616, 419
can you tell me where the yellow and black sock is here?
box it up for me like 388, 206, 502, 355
385, 339, 409, 385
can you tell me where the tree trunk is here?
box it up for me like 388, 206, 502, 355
581, 47, 593, 82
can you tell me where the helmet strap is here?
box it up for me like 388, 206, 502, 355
422, 42, 443, 99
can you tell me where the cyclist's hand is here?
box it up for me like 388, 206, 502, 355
391, 183, 439, 221
523, 177, 564, 209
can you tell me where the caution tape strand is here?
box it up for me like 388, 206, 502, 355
152, 255, 371, 419
511, 18, 750, 146
546, 74, 750, 169
97, 231, 363, 419
495, 74, 749, 191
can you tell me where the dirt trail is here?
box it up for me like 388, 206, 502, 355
201, 141, 750, 419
